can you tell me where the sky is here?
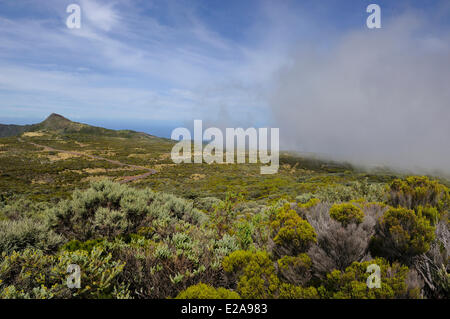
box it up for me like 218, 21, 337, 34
0, 0, 449, 173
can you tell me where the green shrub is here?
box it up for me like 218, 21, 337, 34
319, 258, 423, 299
0, 218, 64, 258
61, 238, 105, 253
176, 283, 240, 299
329, 203, 364, 226
277, 253, 312, 286
223, 250, 318, 299
47, 180, 207, 241
370, 207, 435, 264
270, 204, 317, 257
223, 250, 279, 298
388, 176, 449, 212
0, 247, 128, 299
278, 284, 319, 299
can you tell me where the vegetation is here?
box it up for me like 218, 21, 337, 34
0, 115, 448, 299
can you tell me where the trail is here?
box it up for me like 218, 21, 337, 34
19, 138, 157, 183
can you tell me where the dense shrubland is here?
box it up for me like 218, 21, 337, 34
0, 176, 448, 299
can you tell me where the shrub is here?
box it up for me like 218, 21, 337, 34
277, 254, 312, 286
270, 204, 316, 257
223, 250, 280, 298
0, 218, 64, 258
319, 258, 423, 299
306, 203, 385, 275
329, 203, 364, 226
370, 207, 435, 264
314, 180, 386, 203
278, 284, 319, 299
413, 214, 449, 299
223, 250, 318, 299
176, 283, 240, 299
47, 180, 207, 241
387, 176, 449, 212
0, 247, 128, 299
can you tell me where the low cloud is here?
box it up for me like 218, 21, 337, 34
269, 12, 450, 174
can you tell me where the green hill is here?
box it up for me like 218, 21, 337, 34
0, 113, 161, 139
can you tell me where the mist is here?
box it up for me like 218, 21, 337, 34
268, 12, 450, 175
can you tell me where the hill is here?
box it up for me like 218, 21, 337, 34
0, 113, 161, 139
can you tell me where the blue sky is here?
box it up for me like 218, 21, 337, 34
0, 0, 449, 138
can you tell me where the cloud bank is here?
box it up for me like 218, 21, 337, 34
269, 12, 450, 174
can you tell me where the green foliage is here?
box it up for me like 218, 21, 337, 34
235, 221, 254, 250
388, 176, 449, 213
270, 204, 316, 257
0, 218, 64, 258
47, 180, 207, 241
223, 250, 280, 298
176, 283, 240, 299
0, 247, 128, 299
318, 258, 422, 299
62, 238, 105, 253
329, 203, 364, 226
370, 207, 435, 264
277, 253, 312, 286
223, 250, 318, 299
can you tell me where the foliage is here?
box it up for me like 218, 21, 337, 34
387, 176, 449, 213
0, 247, 128, 299
329, 203, 364, 226
0, 218, 64, 259
270, 204, 317, 257
319, 258, 423, 299
370, 207, 435, 264
175, 283, 240, 299
47, 180, 206, 241
306, 203, 385, 275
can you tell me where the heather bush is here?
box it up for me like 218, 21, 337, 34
175, 283, 240, 299
223, 250, 318, 299
270, 204, 316, 257
319, 257, 423, 299
413, 214, 449, 298
223, 250, 280, 298
306, 203, 386, 275
387, 176, 449, 212
277, 253, 312, 286
370, 207, 435, 264
329, 203, 364, 226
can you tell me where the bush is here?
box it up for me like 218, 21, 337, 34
0, 218, 64, 259
387, 176, 449, 212
223, 250, 319, 299
176, 283, 240, 299
270, 204, 316, 257
277, 254, 312, 286
306, 203, 386, 275
413, 214, 449, 299
319, 258, 423, 299
370, 207, 435, 264
47, 180, 207, 241
314, 180, 386, 203
223, 250, 280, 298
329, 203, 364, 226
0, 247, 128, 299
